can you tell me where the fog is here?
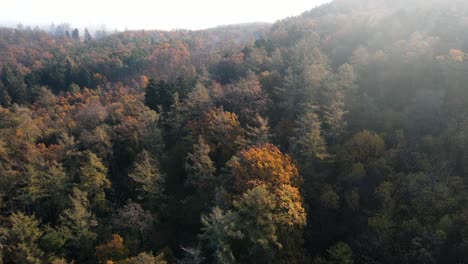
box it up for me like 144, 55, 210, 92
0, 0, 331, 30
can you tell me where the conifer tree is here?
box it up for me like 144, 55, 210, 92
79, 152, 110, 209
3, 213, 44, 264
129, 150, 165, 205
185, 136, 216, 193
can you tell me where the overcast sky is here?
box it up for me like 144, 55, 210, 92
0, 0, 331, 30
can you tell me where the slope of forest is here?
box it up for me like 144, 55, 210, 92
1, 0, 468, 263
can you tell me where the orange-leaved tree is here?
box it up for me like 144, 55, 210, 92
227, 144, 306, 263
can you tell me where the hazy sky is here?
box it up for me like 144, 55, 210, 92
0, 0, 331, 30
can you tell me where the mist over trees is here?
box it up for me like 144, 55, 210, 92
1, 0, 468, 263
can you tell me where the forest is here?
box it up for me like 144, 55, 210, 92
2, 0, 468, 263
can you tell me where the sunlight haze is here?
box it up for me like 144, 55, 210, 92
1, 0, 332, 30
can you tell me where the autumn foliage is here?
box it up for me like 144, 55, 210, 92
229, 144, 301, 191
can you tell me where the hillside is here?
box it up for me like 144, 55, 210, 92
1, 0, 468, 263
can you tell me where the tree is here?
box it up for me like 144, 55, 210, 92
3, 213, 44, 264
245, 115, 271, 145
60, 188, 97, 260
119, 252, 167, 264
179, 247, 205, 264
219, 71, 269, 125
290, 105, 329, 161
0, 227, 6, 262
71, 28, 80, 41
227, 144, 306, 263
199, 207, 241, 264
188, 107, 245, 166
185, 136, 216, 194
79, 152, 110, 209
326, 242, 354, 264
128, 150, 165, 205
0, 82, 11, 106
144, 79, 174, 112
112, 201, 154, 246
323, 92, 347, 144
95, 234, 130, 263
183, 82, 213, 116
22, 160, 68, 218
84, 28, 92, 43
1, 66, 28, 105
232, 186, 280, 263
228, 144, 301, 192
339, 130, 385, 165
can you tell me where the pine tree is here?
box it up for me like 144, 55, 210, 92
144, 79, 174, 112
291, 105, 329, 161
185, 136, 216, 193
60, 188, 97, 260
322, 90, 347, 144
129, 150, 165, 204
3, 213, 44, 264
84, 28, 92, 43
227, 144, 307, 263
71, 28, 80, 41
183, 82, 212, 116
233, 186, 280, 263
79, 152, 110, 209
245, 114, 271, 145
200, 207, 241, 264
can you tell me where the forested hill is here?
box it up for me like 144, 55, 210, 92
2, 0, 468, 263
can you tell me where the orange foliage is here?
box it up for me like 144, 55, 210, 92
95, 234, 130, 263
274, 184, 306, 227
229, 144, 301, 191
188, 107, 245, 162
229, 144, 306, 227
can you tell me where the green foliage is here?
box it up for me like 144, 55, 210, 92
3, 213, 44, 264
325, 242, 354, 264
59, 188, 97, 260
291, 105, 329, 161
129, 150, 165, 204
4, 1, 468, 262
199, 207, 241, 264
80, 152, 110, 210
233, 186, 281, 263
185, 136, 216, 195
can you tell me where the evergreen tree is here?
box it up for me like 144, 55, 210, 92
144, 79, 174, 112
185, 136, 216, 194
129, 150, 165, 206
79, 152, 110, 210
84, 28, 92, 43
245, 114, 271, 145
233, 186, 280, 263
199, 207, 241, 264
60, 188, 97, 261
71, 28, 80, 41
3, 213, 44, 264
291, 105, 329, 161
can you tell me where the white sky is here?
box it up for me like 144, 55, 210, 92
0, 0, 331, 30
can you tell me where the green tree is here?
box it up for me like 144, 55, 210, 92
71, 28, 79, 41
3, 213, 44, 264
79, 152, 110, 210
233, 186, 280, 263
144, 79, 174, 112
185, 136, 216, 194
326, 242, 353, 264
60, 188, 97, 260
291, 105, 329, 161
84, 28, 92, 43
129, 150, 165, 205
245, 115, 271, 145
339, 130, 385, 165
199, 207, 241, 264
